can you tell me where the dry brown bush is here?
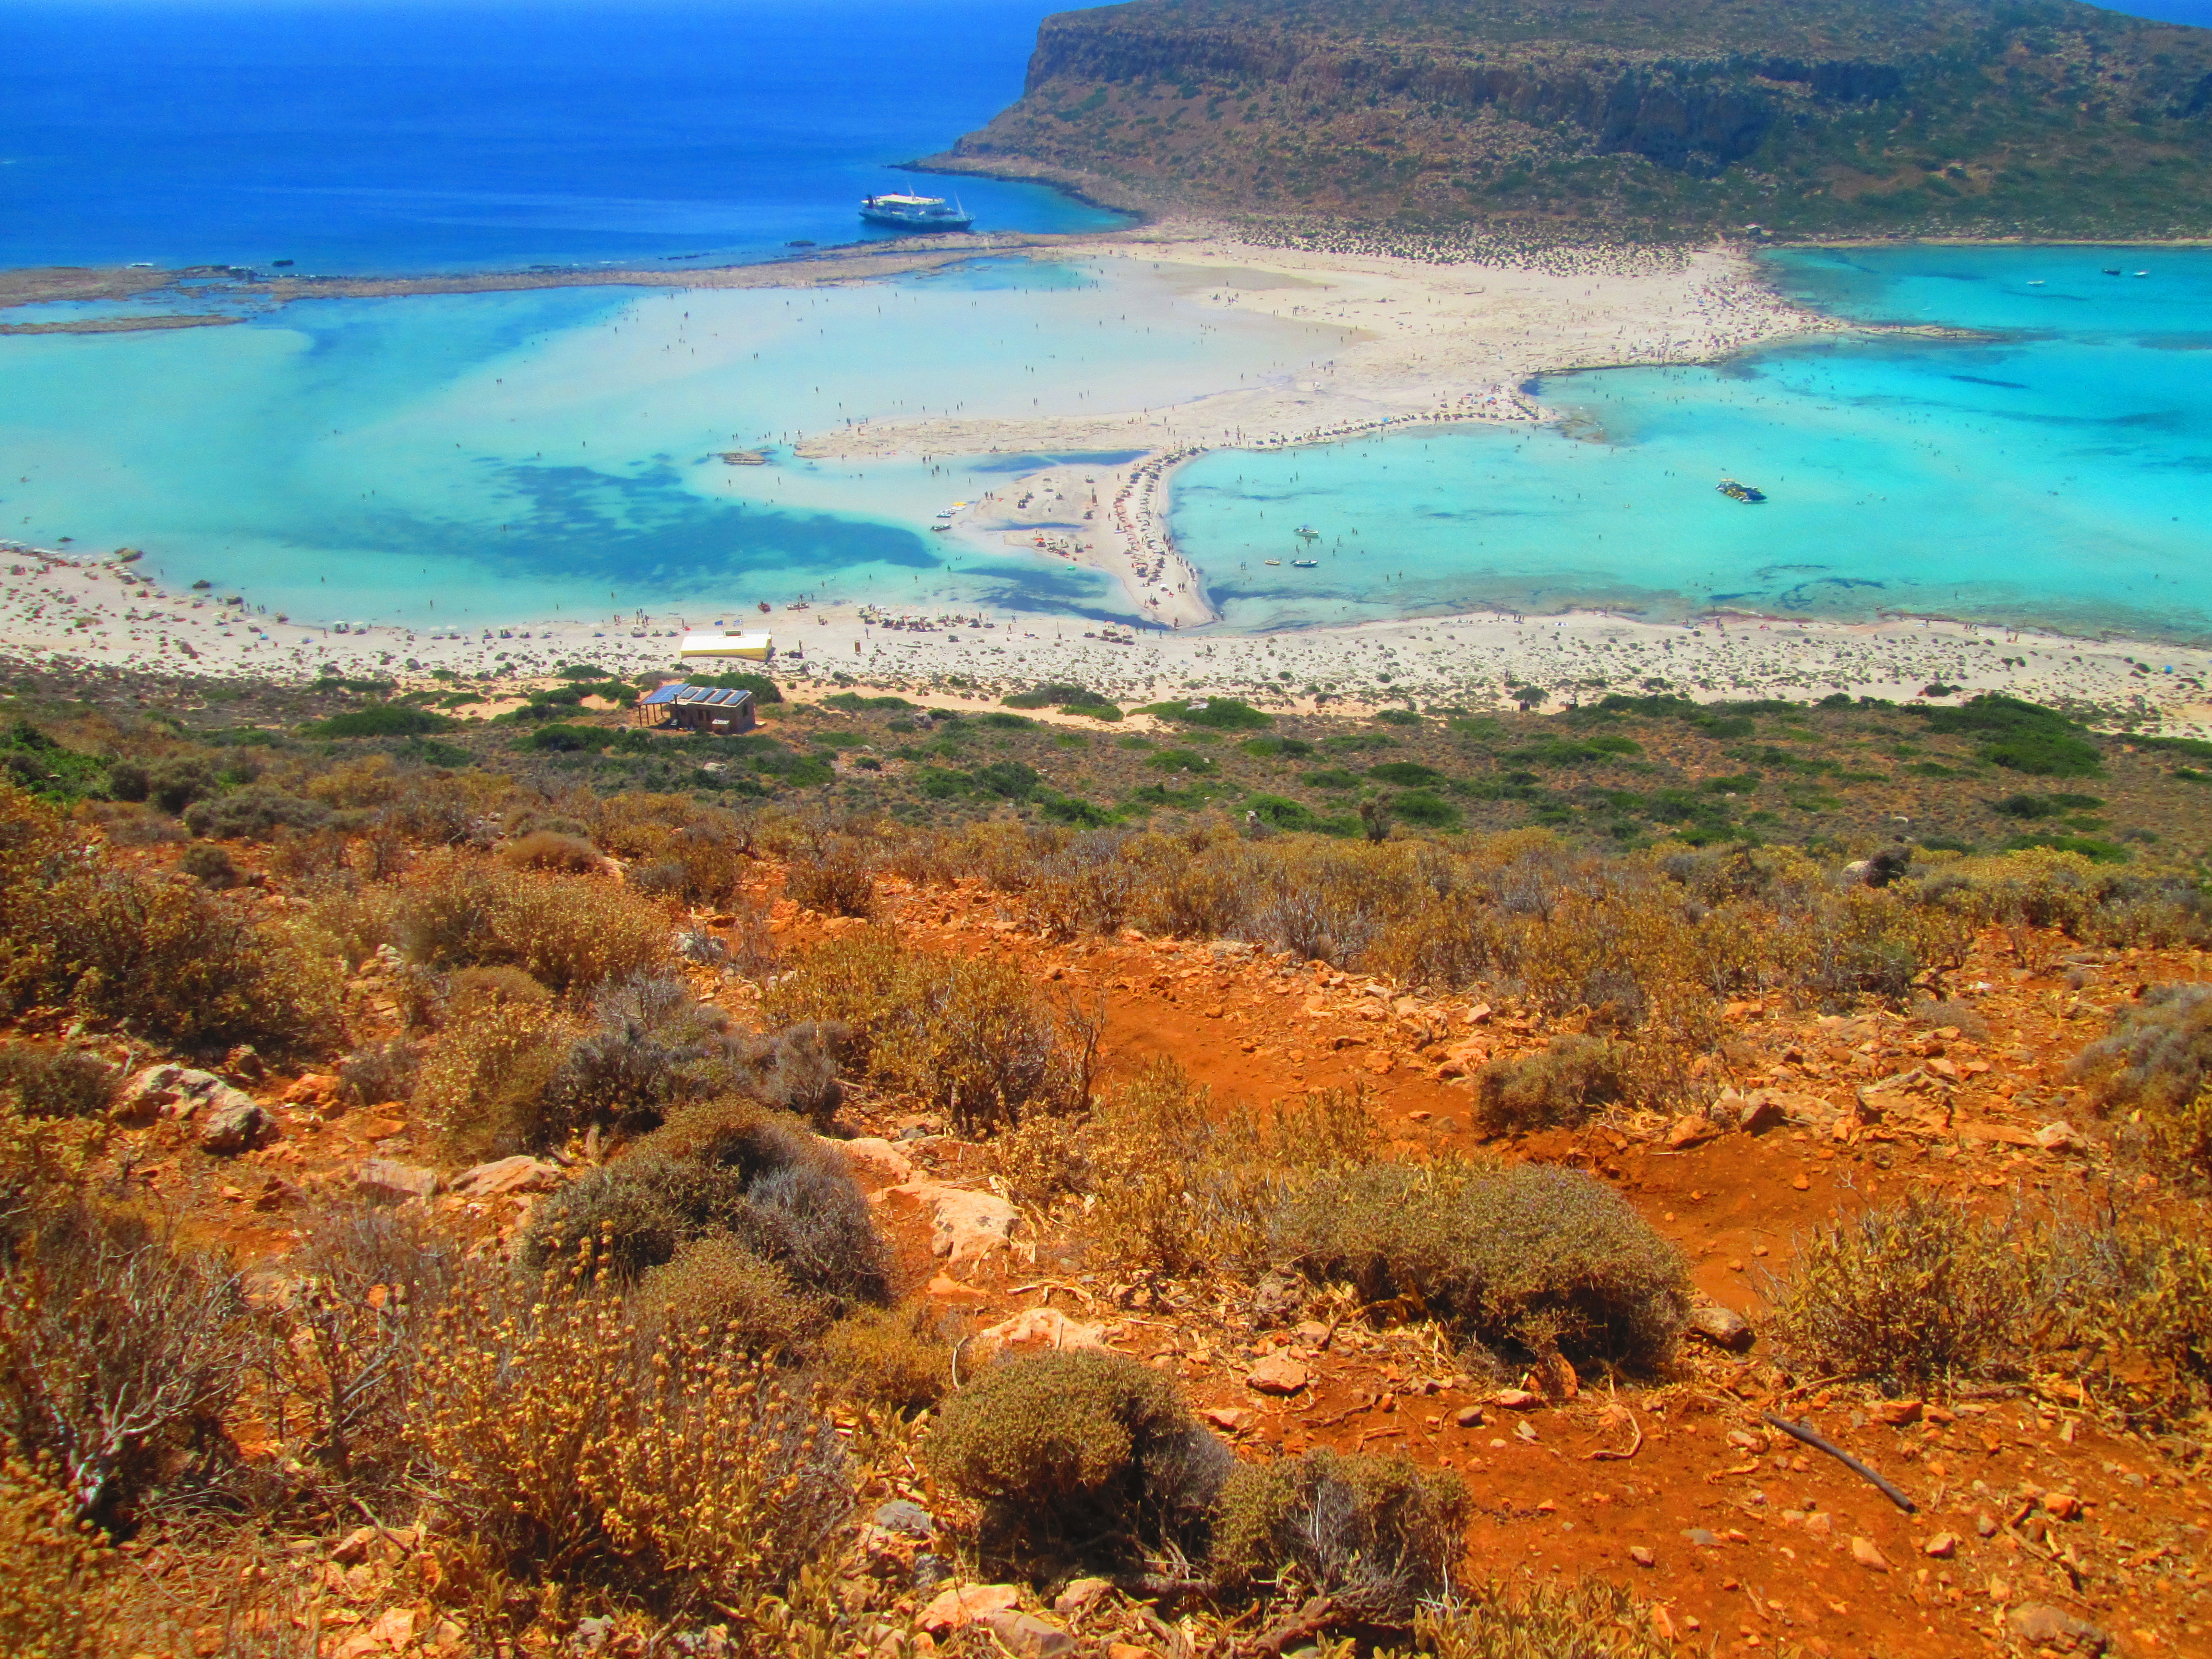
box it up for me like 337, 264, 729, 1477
0, 1206, 250, 1525
499, 829, 602, 873
1416, 1575, 1679, 1659
522, 1100, 890, 1303
925, 1348, 1230, 1570
632, 1236, 827, 1358
12, 858, 339, 1055
0, 1442, 112, 1658
335, 1037, 421, 1109
817, 1303, 951, 1412
1768, 1193, 2024, 1391
277, 1203, 457, 1488
395, 854, 672, 994
412, 1000, 577, 1159
1766, 1191, 2212, 1418
0, 1046, 120, 1123
411, 1252, 853, 1612
2073, 985, 2212, 1172
766, 927, 1097, 1132
784, 836, 876, 918
1214, 1448, 1469, 1621
1470, 1035, 1635, 1135
1275, 1162, 1688, 1371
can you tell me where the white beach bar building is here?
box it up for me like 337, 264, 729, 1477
678, 631, 773, 661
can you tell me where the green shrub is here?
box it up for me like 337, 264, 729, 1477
1368, 762, 1446, 787
683, 670, 779, 702
146, 758, 216, 814
306, 706, 450, 738
183, 787, 330, 841
926, 1349, 1230, 1568
1142, 697, 1271, 730
519, 722, 613, 753
820, 692, 911, 712
1274, 1163, 1687, 1370
1215, 1449, 1469, 1620
1916, 694, 2101, 777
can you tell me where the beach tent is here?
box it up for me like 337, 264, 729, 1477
679, 632, 773, 661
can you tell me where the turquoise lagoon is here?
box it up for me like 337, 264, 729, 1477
1175, 246, 2212, 644
3, 245, 2209, 641
0, 258, 1345, 627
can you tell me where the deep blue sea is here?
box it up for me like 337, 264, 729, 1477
0, 0, 1119, 275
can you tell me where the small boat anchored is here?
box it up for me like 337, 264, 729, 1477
1291, 558, 1319, 568
1717, 478, 1767, 504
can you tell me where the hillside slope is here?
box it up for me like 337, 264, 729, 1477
930, 0, 2212, 240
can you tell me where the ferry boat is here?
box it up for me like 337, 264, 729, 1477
1717, 478, 1767, 504
860, 192, 973, 232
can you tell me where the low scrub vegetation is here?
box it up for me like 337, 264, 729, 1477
926, 1348, 1232, 1570
1768, 1193, 2212, 1421
766, 926, 1099, 1131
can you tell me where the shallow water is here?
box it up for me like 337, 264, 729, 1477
0, 258, 1343, 626
1173, 247, 2212, 643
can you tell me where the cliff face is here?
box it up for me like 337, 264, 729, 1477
934, 0, 2212, 239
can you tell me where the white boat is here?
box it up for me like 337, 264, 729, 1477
859, 192, 973, 232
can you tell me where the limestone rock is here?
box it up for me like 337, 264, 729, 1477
1491, 1387, 1541, 1410
972, 1307, 1105, 1365
1870, 1398, 1923, 1426
355, 1158, 437, 1204
449, 1155, 564, 1197
870, 1500, 937, 1539
198, 1097, 279, 1155
1684, 1302, 1754, 1352
1664, 1112, 1716, 1150
883, 1181, 1024, 1266
2005, 1604, 2108, 1655
1850, 1535, 1891, 1571
115, 1064, 255, 1126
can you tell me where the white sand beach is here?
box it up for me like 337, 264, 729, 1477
5, 228, 2208, 732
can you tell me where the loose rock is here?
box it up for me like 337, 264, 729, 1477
355, 1158, 438, 1204
1683, 1302, 1754, 1352
1850, 1536, 1891, 1572
1247, 1354, 1310, 1396
2005, 1604, 2109, 1655
199, 1098, 279, 1155
449, 1155, 563, 1197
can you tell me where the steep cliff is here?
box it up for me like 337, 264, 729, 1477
930, 0, 2212, 240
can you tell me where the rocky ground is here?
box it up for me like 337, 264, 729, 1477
33, 830, 2207, 1659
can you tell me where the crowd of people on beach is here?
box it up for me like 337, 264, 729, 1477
1233, 215, 1705, 277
